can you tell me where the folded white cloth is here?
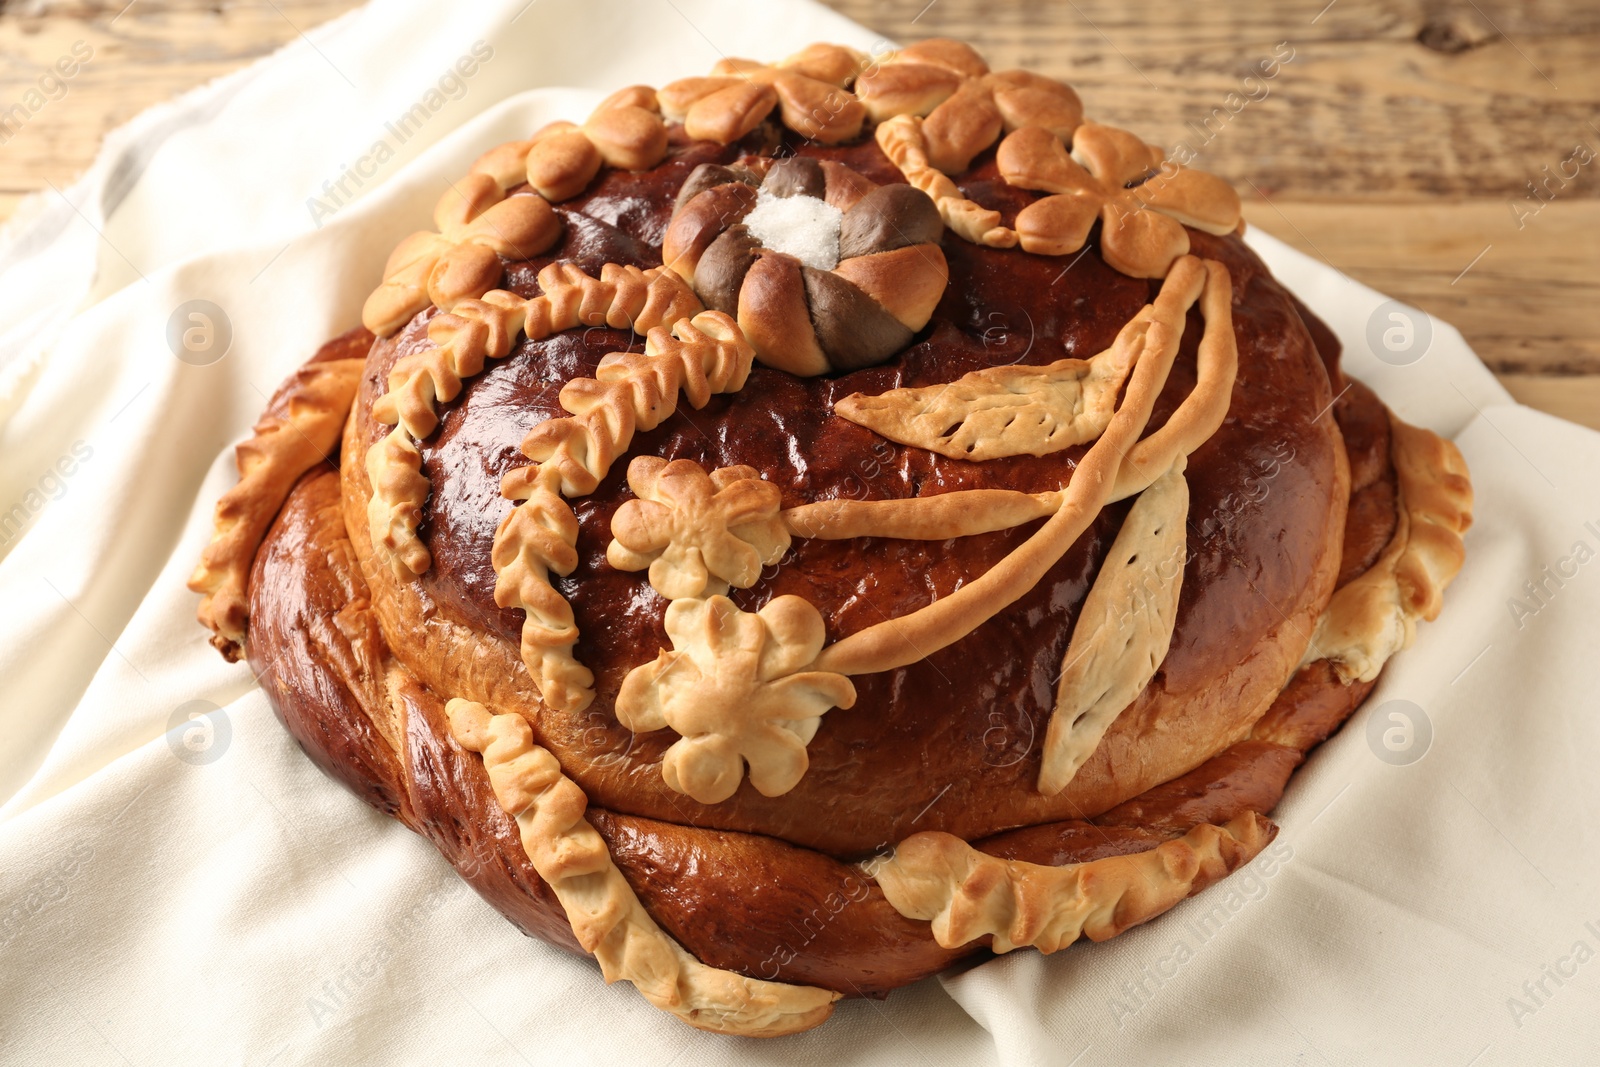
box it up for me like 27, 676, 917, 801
1, 2, 1595, 1063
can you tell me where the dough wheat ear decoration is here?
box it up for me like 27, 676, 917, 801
494, 312, 757, 713
444, 699, 838, 1036
190, 355, 365, 658
366, 263, 703, 580
833, 292, 1146, 460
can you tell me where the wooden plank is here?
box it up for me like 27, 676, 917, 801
1497, 374, 1600, 431
822, 0, 1600, 198
3, 0, 1597, 203
1242, 199, 1600, 376
0, 0, 1594, 430
0, 1, 361, 200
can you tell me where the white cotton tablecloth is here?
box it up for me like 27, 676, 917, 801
0, 2, 1596, 1063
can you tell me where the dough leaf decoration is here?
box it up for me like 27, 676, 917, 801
834, 310, 1144, 461
1037, 457, 1189, 796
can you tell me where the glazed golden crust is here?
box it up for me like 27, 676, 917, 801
247, 456, 1387, 994
245, 383, 1386, 994
239, 345, 1445, 1008
230, 293, 1442, 1003
341, 232, 1351, 859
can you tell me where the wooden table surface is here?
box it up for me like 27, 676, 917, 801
2, 0, 1595, 428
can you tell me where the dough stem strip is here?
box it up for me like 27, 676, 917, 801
782, 489, 1063, 541
813, 256, 1214, 676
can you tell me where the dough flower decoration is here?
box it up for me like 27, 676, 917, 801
997, 123, 1242, 278
663, 155, 948, 376
616, 595, 856, 805
606, 457, 791, 601
857, 37, 1083, 247
657, 42, 870, 146
360, 88, 673, 337
360, 175, 561, 338
855, 37, 1084, 172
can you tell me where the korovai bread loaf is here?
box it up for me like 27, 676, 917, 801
189, 37, 1472, 1036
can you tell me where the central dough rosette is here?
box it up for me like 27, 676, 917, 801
662, 155, 949, 375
